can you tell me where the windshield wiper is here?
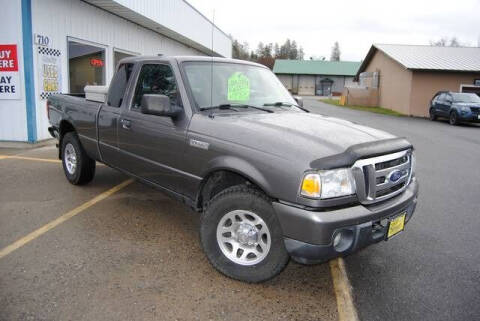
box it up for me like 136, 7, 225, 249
263, 102, 310, 113
200, 103, 274, 113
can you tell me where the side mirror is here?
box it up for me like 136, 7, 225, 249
293, 95, 304, 107
141, 94, 181, 118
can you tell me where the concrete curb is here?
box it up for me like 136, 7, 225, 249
0, 139, 55, 149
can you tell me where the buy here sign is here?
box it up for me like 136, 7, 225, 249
0, 44, 20, 99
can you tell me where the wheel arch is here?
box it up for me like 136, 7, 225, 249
58, 120, 77, 159
195, 157, 275, 211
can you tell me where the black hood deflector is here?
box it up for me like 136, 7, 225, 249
310, 137, 412, 170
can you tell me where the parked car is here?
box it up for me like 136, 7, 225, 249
430, 91, 480, 125
47, 56, 418, 283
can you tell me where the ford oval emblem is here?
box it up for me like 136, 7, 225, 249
389, 170, 403, 182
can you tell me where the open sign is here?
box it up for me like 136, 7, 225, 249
90, 58, 104, 67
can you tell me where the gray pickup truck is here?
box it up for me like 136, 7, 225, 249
48, 56, 418, 283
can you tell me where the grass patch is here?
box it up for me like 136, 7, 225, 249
319, 99, 404, 116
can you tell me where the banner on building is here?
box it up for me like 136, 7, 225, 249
0, 44, 20, 100
37, 46, 62, 100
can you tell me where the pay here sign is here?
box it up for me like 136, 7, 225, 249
0, 44, 21, 99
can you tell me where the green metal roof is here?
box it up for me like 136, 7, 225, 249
273, 59, 361, 76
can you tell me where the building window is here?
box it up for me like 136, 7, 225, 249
68, 40, 106, 94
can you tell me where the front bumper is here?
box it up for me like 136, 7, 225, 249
273, 179, 419, 264
459, 114, 480, 123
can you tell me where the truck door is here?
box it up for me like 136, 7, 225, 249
117, 62, 191, 194
97, 63, 134, 167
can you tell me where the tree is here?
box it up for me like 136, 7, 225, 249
279, 39, 291, 59
430, 37, 462, 47
230, 37, 305, 69
256, 42, 275, 69
330, 41, 341, 61
289, 40, 298, 60
298, 47, 305, 60
274, 43, 280, 58
232, 39, 250, 60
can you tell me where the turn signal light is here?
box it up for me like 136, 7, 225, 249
301, 173, 321, 198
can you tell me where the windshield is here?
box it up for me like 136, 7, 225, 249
452, 93, 480, 103
182, 61, 296, 110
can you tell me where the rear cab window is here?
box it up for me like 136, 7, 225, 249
107, 63, 134, 107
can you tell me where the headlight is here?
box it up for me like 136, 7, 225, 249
410, 151, 416, 177
460, 106, 470, 112
301, 169, 356, 199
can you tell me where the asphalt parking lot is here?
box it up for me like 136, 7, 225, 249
2, 99, 479, 321
305, 98, 480, 321
0, 145, 337, 321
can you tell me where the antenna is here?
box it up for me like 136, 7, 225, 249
210, 9, 215, 108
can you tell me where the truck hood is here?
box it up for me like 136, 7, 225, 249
190, 111, 396, 163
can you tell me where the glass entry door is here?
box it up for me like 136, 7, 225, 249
316, 78, 333, 96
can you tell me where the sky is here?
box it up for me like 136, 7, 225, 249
188, 0, 480, 61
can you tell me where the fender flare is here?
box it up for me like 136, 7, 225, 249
199, 155, 274, 198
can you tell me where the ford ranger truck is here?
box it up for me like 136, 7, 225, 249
47, 56, 419, 283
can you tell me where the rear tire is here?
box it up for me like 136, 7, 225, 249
429, 108, 437, 121
61, 132, 96, 185
200, 185, 289, 283
449, 111, 459, 126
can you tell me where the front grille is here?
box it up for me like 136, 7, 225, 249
375, 155, 408, 170
376, 181, 406, 197
352, 149, 412, 204
471, 107, 480, 114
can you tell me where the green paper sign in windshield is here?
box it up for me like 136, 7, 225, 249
227, 72, 250, 101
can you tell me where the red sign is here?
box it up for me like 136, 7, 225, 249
90, 58, 104, 68
0, 44, 18, 72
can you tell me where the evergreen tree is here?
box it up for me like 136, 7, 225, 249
330, 41, 341, 61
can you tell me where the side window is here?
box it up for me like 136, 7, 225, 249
445, 94, 453, 104
131, 64, 180, 110
437, 93, 446, 103
107, 63, 133, 107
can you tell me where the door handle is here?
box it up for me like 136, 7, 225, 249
120, 119, 131, 129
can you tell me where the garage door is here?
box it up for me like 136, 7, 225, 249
298, 75, 315, 95
277, 75, 293, 91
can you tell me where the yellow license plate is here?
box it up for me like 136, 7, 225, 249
387, 213, 406, 238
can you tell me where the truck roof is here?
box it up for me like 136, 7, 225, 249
118, 55, 266, 68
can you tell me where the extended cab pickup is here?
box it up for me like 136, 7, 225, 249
48, 56, 418, 283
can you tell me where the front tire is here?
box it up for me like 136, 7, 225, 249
61, 132, 96, 185
449, 111, 459, 126
429, 108, 437, 121
200, 185, 289, 283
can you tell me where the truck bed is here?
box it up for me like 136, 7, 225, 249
48, 93, 103, 160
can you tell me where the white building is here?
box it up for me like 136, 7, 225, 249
0, 0, 232, 143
